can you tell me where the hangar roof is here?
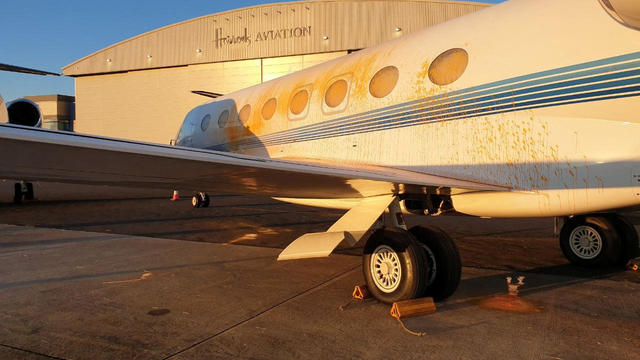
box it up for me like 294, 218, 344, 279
62, 0, 489, 77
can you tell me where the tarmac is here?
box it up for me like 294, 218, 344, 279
0, 186, 639, 360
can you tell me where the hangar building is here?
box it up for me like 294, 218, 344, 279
62, 0, 489, 144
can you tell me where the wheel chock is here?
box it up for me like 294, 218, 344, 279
353, 284, 371, 300
390, 297, 435, 337
339, 285, 372, 311
390, 297, 436, 319
627, 257, 640, 271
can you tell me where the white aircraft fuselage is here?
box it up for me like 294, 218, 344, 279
176, 0, 639, 218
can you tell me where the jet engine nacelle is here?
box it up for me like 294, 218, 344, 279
0, 95, 7, 124
5, 98, 41, 127
600, 0, 640, 29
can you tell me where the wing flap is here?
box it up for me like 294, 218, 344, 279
277, 194, 395, 260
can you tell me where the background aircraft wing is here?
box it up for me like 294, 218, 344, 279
191, 90, 223, 98
0, 63, 60, 76
0, 124, 506, 199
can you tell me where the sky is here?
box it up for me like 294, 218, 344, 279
0, 0, 503, 102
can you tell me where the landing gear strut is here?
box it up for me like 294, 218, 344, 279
13, 181, 34, 204
559, 214, 639, 267
191, 192, 210, 208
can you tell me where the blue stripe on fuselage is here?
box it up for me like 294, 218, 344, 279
213, 51, 640, 150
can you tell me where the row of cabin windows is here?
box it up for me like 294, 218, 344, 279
202, 48, 468, 132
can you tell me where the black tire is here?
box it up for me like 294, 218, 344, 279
201, 193, 210, 208
608, 215, 639, 265
559, 216, 621, 267
191, 195, 202, 208
362, 228, 427, 304
13, 183, 23, 204
409, 226, 462, 301
24, 183, 34, 200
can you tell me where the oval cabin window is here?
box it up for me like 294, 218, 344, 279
325, 79, 348, 108
599, 0, 640, 30
238, 104, 251, 123
218, 109, 230, 128
369, 66, 399, 98
262, 98, 277, 120
289, 89, 309, 115
200, 114, 211, 131
428, 48, 469, 86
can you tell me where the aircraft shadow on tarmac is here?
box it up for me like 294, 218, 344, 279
435, 264, 627, 313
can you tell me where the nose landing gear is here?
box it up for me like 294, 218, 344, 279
191, 192, 210, 208
13, 181, 34, 204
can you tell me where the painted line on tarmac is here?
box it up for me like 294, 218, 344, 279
161, 264, 361, 360
0, 343, 67, 360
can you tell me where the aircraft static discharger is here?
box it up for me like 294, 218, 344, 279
1, 0, 639, 303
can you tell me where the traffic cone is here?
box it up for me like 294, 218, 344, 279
170, 190, 180, 201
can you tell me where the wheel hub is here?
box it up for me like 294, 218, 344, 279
380, 262, 391, 275
569, 225, 603, 260
370, 245, 402, 293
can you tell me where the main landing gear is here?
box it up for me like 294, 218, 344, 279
191, 192, 210, 208
558, 214, 639, 268
277, 195, 461, 303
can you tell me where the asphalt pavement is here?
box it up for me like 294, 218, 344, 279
0, 192, 638, 359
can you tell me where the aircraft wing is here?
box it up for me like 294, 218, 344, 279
0, 63, 60, 76
0, 124, 506, 199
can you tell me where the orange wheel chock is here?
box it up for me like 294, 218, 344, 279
390, 297, 435, 337
390, 297, 436, 319
352, 285, 371, 300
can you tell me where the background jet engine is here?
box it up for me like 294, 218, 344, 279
3, 97, 42, 127
0, 95, 7, 124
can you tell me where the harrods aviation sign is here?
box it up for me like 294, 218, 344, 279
214, 26, 313, 48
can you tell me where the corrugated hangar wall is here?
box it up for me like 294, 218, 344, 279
75, 53, 345, 144
66, 0, 489, 144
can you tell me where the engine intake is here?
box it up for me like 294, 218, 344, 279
6, 98, 41, 127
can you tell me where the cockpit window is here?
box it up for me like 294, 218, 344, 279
238, 104, 251, 123
218, 110, 230, 128
200, 114, 211, 131
262, 98, 277, 120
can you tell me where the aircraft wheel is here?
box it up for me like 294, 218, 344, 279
191, 194, 202, 208
559, 216, 621, 267
362, 228, 427, 304
409, 226, 462, 301
608, 215, 639, 265
13, 183, 23, 204
201, 193, 210, 208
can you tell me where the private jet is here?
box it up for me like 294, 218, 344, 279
1, 0, 639, 303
